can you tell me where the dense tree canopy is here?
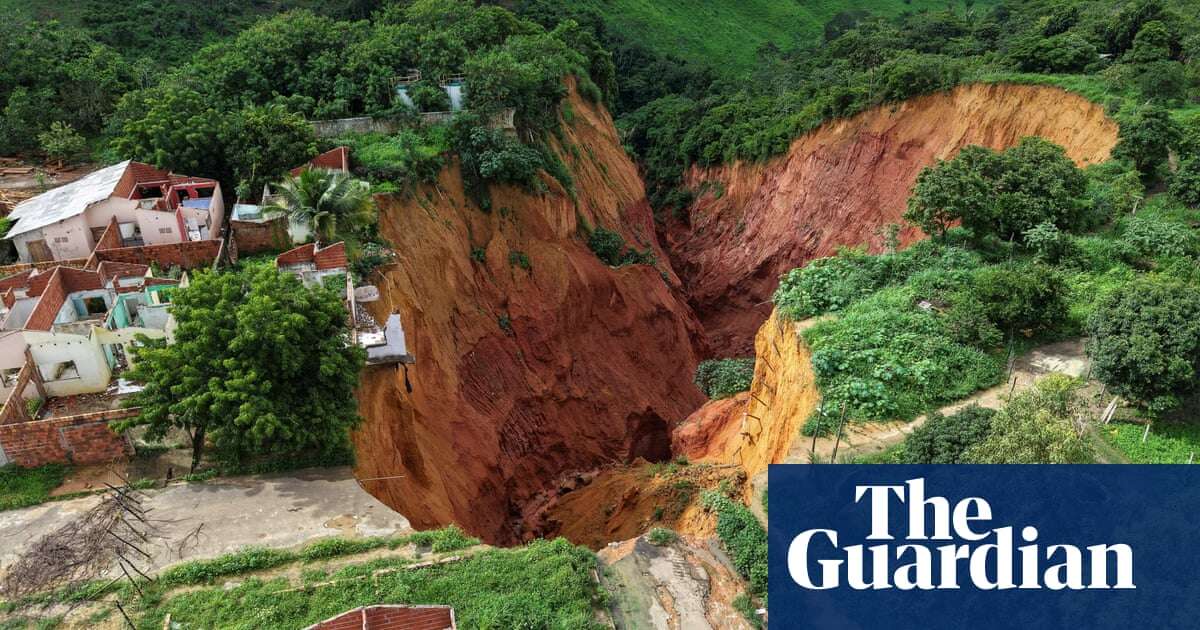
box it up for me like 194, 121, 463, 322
905, 138, 1088, 242
1087, 277, 1200, 415
122, 267, 365, 470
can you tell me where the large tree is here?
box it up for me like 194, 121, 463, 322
905, 137, 1087, 242
121, 267, 365, 471
1114, 104, 1183, 178
1086, 277, 1200, 415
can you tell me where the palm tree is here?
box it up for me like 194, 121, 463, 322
268, 169, 375, 244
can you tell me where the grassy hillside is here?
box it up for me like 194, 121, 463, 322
574, 0, 995, 73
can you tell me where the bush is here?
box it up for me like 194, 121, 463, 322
962, 375, 1093, 463
38, 122, 88, 163
1087, 277, 1200, 414
1120, 213, 1199, 259
586, 226, 655, 267
967, 261, 1069, 335
901, 406, 995, 463
694, 358, 755, 399
647, 527, 678, 546
1168, 159, 1200, 206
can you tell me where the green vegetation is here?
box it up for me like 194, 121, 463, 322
136, 538, 604, 629
902, 406, 997, 464
267, 169, 376, 244
646, 527, 678, 546
905, 138, 1090, 242
545, 0, 995, 75
586, 226, 655, 267
1102, 418, 1200, 463
962, 375, 1094, 463
693, 358, 755, 399
1086, 277, 1200, 415
0, 464, 68, 512
701, 490, 766, 604
120, 266, 365, 472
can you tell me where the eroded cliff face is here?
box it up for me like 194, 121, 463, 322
664, 83, 1120, 355
672, 310, 819, 481
353, 84, 707, 545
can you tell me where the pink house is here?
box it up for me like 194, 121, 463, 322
4, 161, 224, 263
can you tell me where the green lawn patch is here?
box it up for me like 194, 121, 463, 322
1101, 421, 1200, 464
0, 464, 69, 512
135, 538, 604, 630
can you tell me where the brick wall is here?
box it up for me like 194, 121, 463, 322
0, 408, 136, 467
0, 259, 89, 279
94, 217, 122, 252
23, 269, 65, 331
232, 218, 291, 254
92, 240, 220, 270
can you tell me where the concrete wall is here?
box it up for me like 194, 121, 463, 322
24, 330, 112, 397
13, 214, 96, 263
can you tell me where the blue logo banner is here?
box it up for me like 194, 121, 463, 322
768, 465, 1200, 629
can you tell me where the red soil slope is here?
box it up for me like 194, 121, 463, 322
353, 83, 707, 545
663, 83, 1119, 356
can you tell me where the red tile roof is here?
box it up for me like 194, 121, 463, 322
290, 147, 350, 176
275, 242, 348, 272
307, 606, 455, 630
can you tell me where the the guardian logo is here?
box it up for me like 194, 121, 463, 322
788, 478, 1136, 591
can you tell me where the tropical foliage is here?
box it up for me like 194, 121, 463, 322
269, 169, 376, 244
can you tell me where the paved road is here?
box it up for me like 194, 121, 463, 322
0, 467, 411, 574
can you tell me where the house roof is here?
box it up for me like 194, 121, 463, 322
6, 161, 132, 239
290, 147, 350, 176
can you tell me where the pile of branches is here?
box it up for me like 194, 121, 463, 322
0, 483, 159, 604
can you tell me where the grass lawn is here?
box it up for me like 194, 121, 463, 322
1101, 421, 1200, 464
133, 538, 605, 629
0, 464, 69, 512
577, 0, 997, 74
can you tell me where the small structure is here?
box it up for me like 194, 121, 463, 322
275, 242, 413, 366
306, 605, 456, 630
232, 147, 352, 252
275, 242, 350, 288
4, 161, 224, 263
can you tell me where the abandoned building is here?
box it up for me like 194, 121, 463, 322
305, 605, 456, 630
274, 241, 412, 366
231, 147, 351, 252
0, 262, 181, 467
4, 161, 224, 263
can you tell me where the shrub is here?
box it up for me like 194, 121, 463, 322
693, 358, 755, 399
1168, 159, 1200, 206
901, 406, 995, 464
962, 375, 1093, 463
508, 250, 532, 271
647, 527, 678, 546
586, 226, 655, 267
1120, 214, 1199, 259
967, 261, 1069, 335
0, 464, 69, 511
1087, 277, 1200, 414
38, 122, 88, 163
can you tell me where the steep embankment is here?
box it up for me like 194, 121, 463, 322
354, 83, 707, 545
673, 310, 819, 482
664, 83, 1119, 355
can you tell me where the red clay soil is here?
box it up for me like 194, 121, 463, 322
353, 81, 707, 545
663, 82, 1119, 356
671, 392, 749, 462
